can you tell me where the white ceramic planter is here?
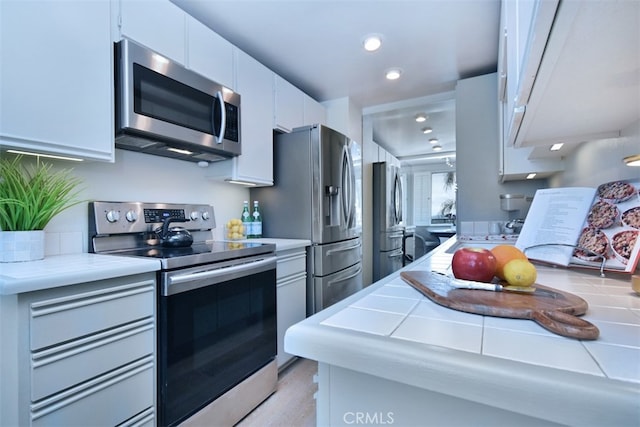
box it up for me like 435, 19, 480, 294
0, 230, 45, 262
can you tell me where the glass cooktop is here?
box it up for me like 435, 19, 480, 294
107, 241, 276, 270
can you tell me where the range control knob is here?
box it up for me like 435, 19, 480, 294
106, 210, 120, 223
202, 211, 210, 220
125, 210, 138, 222
190, 211, 199, 221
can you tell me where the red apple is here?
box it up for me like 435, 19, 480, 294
451, 247, 497, 283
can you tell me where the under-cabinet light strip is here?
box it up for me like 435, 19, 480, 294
6, 149, 83, 162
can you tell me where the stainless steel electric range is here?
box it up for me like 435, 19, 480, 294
89, 201, 277, 426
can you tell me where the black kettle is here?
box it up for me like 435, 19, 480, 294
156, 217, 193, 248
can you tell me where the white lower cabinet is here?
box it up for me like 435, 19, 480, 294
7, 273, 156, 426
276, 248, 307, 369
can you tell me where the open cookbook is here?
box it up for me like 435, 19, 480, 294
515, 179, 640, 273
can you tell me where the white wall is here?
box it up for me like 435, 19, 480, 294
455, 73, 547, 224
33, 149, 249, 255
549, 120, 640, 188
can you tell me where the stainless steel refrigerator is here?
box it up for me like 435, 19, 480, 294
252, 124, 362, 315
372, 161, 404, 281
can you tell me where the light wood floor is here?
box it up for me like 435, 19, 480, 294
235, 358, 318, 427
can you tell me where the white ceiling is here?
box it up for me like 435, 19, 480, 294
171, 0, 501, 162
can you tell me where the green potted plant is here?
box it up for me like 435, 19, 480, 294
0, 155, 83, 262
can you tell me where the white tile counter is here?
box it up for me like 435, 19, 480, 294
234, 238, 311, 251
0, 253, 160, 295
285, 237, 640, 426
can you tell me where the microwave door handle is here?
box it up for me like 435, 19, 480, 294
214, 90, 226, 143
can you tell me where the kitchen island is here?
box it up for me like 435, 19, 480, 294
285, 237, 640, 426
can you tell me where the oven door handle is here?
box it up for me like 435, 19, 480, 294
164, 256, 275, 295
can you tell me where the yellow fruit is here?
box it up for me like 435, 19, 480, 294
503, 259, 537, 287
491, 245, 528, 280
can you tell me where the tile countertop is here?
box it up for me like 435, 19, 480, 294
0, 254, 161, 295
233, 238, 311, 251
0, 239, 310, 295
285, 237, 640, 426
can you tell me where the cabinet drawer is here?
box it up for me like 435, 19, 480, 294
276, 250, 306, 280
119, 407, 155, 427
31, 357, 154, 427
31, 319, 154, 401
30, 280, 154, 351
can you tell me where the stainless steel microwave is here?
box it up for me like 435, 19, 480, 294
114, 39, 241, 163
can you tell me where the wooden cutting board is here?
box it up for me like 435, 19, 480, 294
400, 270, 599, 340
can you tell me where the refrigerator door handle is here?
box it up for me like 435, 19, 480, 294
326, 240, 362, 255
340, 144, 353, 229
346, 144, 356, 228
393, 170, 403, 225
327, 265, 362, 286
388, 248, 404, 258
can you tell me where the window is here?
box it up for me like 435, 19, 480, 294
412, 171, 456, 225
431, 171, 456, 224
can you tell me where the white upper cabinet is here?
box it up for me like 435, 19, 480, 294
118, 0, 186, 64
504, 0, 640, 148
498, 0, 564, 181
0, 0, 114, 161
210, 50, 274, 186
501, 0, 558, 147
274, 75, 305, 132
303, 94, 327, 127
274, 76, 325, 132
186, 16, 234, 89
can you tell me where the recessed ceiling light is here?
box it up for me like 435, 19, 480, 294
526, 173, 537, 179
550, 143, 564, 151
415, 113, 428, 122
385, 68, 402, 80
432, 145, 442, 151
421, 127, 433, 134
363, 35, 382, 52
429, 138, 439, 144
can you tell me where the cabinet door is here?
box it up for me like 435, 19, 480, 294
502, 0, 558, 147
186, 15, 234, 89
304, 94, 327, 126
274, 75, 305, 132
0, 0, 114, 161
119, 0, 186, 64
232, 50, 274, 185
276, 273, 306, 368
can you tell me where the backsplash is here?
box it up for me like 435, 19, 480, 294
33, 149, 250, 255
44, 231, 84, 257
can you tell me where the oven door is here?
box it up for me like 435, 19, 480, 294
157, 255, 276, 426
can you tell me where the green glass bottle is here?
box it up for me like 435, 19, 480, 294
241, 200, 253, 238
252, 200, 262, 238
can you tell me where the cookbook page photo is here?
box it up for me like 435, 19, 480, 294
516, 179, 640, 273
